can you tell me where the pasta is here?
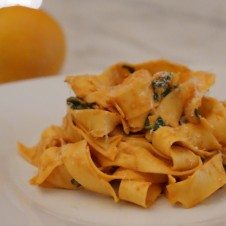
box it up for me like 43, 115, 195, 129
18, 59, 226, 208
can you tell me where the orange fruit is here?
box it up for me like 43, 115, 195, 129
0, 6, 66, 83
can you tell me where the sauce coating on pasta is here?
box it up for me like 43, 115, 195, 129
18, 59, 226, 208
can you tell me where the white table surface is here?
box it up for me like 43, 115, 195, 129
43, 0, 226, 77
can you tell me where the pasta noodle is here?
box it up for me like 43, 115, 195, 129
119, 180, 162, 208
167, 154, 226, 208
18, 59, 226, 208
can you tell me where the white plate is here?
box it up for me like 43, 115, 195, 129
0, 75, 225, 226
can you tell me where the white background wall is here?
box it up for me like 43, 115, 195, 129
42, 0, 226, 78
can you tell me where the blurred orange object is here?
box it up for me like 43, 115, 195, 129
0, 6, 66, 84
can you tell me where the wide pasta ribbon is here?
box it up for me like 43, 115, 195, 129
152, 122, 221, 159
109, 70, 153, 132
119, 180, 162, 208
69, 125, 122, 161
156, 81, 195, 127
62, 140, 119, 202
18, 125, 67, 166
30, 146, 75, 189
167, 154, 226, 208
71, 109, 121, 138
96, 142, 201, 176
184, 71, 215, 124
201, 97, 226, 145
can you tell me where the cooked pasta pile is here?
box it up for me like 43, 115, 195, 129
18, 60, 226, 208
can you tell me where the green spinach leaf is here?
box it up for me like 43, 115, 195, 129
67, 97, 94, 110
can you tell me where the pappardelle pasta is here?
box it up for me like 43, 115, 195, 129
18, 59, 226, 208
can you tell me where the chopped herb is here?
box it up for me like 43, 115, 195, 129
153, 93, 160, 102
144, 116, 165, 131
194, 108, 201, 118
153, 117, 165, 131
162, 87, 172, 97
67, 97, 94, 110
151, 72, 176, 102
71, 178, 80, 187
122, 64, 135, 73
144, 117, 153, 130
152, 72, 172, 89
